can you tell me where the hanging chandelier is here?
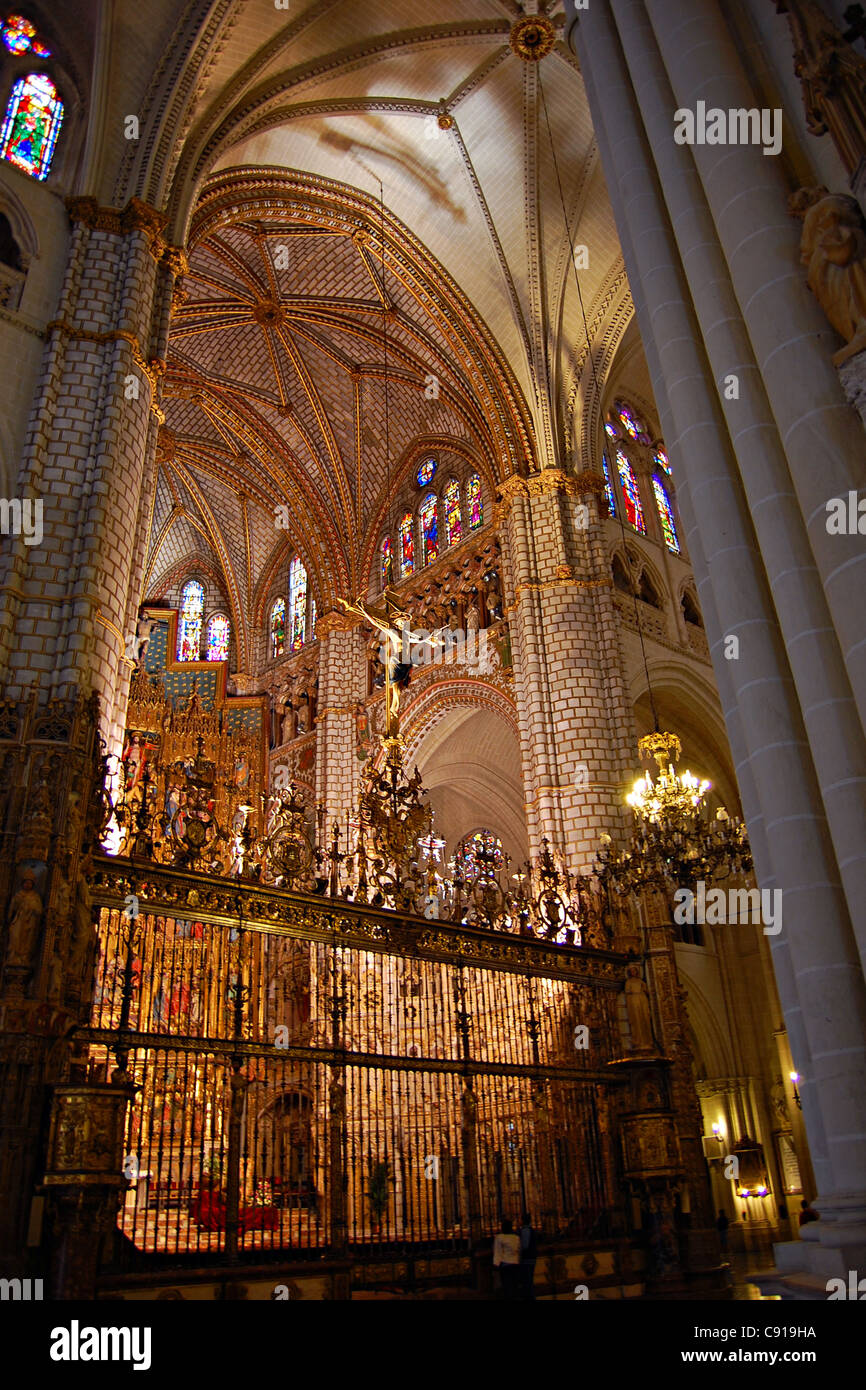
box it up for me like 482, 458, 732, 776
595, 730, 752, 896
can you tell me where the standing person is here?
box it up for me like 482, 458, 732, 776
715, 1208, 730, 1254
492, 1217, 521, 1299
518, 1212, 538, 1300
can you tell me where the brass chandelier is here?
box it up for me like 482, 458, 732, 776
594, 730, 752, 897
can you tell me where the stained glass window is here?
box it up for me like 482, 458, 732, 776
419, 493, 439, 565
381, 535, 393, 589
444, 478, 462, 547
416, 457, 437, 487
289, 556, 307, 651
2, 15, 35, 53
616, 400, 643, 440
399, 512, 415, 577
457, 829, 504, 880
653, 476, 680, 552
616, 449, 646, 533
0, 73, 63, 180
654, 447, 671, 475
601, 453, 616, 517
206, 614, 230, 662
467, 473, 482, 530
177, 580, 204, 661
269, 597, 286, 661
604, 421, 619, 440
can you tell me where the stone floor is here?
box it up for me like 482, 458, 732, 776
729, 1251, 782, 1300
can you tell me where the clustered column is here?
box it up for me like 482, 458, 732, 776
566, 0, 866, 1268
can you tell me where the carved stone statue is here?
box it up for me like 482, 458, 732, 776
485, 571, 503, 621
281, 705, 294, 744
793, 188, 866, 364
296, 693, 311, 735
5, 871, 43, 967
465, 597, 480, 632
624, 964, 655, 1053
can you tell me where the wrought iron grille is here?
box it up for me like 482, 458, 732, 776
76, 856, 626, 1267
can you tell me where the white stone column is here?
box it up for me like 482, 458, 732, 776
609, 0, 866, 974
583, 81, 829, 1191
645, 0, 866, 735
567, 0, 866, 1225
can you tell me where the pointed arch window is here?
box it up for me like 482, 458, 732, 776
2, 16, 50, 56
653, 446, 671, 476
467, 473, 483, 530
616, 450, 646, 534
0, 73, 63, 180
419, 493, 439, 565
381, 535, 394, 590
444, 478, 462, 547
270, 597, 286, 660
206, 614, 230, 662
601, 453, 617, 518
653, 476, 680, 553
399, 512, 415, 577
177, 580, 204, 661
615, 400, 644, 442
289, 557, 308, 651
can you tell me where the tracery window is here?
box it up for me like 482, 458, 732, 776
601, 453, 617, 518
615, 400, 645, 442
653, 446, 671, 476
457, 829, 504, 880
467, 473, 482, 530
270, 597, 286, 660
604, 420, 619, 440
443, 478, 462, 547
206, 614, 230, 662
416, 457, 437, 487
1, 15, 50, 55
616, 449, 646, 534
419, 493, 438, 565
653, 476, 680, 553
399, 512, 415, 577
177, 580, 204, 661
289, 556, 307, 651
381, 535, 394, 589
0, 72, 63, 180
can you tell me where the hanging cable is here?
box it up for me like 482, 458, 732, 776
538, 65, 659, 733
377, 178, 395, 594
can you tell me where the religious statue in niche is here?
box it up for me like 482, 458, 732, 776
484, 570, 503, 621
296, 693, 311, 735
4, 867, 44, 968
233, 751, 251, 789
122, 730, 159, 795
791, 186, 866, 363
623, 964, 656, 1053
281, 704, 294, 745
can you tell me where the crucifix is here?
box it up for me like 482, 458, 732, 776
337, 589, 440, 738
